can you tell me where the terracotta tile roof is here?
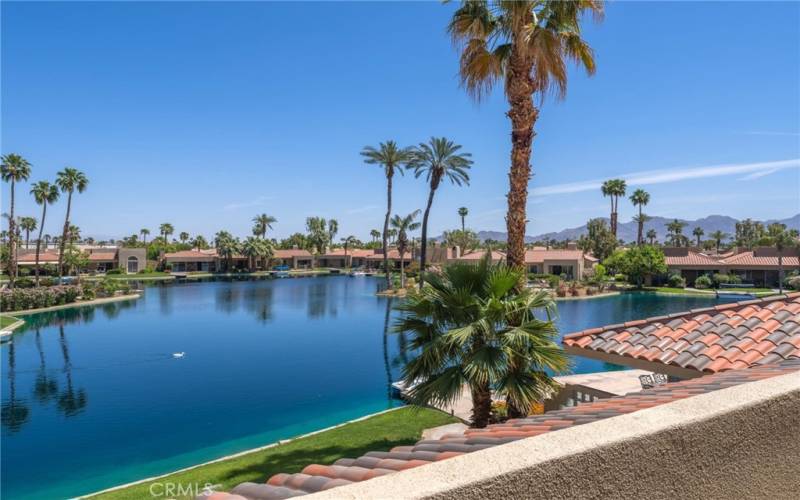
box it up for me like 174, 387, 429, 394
524, 249, 585, 264
273, 249, 313, 259
201, 360, 800, 500
563, 293, 800, 374
365, 250, 411, 260
164, 250, 218, 261
16, 252, 60, 264
88, 252, 117, 261
320, 249, 374, 258
664, 250, 722, 268
720, 251, 800, 268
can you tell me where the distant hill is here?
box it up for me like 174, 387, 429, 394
437, 214, 800, 243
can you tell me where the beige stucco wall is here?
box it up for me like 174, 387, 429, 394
118, 248, 147, 273
308, 370, 800, 499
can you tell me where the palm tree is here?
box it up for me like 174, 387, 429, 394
370, 229, 381, 244
646, 228, 657, 245
30, 181, 59, 286
408, 137, 473, 289
601, 179, 627, 238
666, 219, 688, 246
215, 231, 240, 271
458, 207, 469, 231
629, 189, 650, 245
19, 216, 37, 249
387, 228, 397, 245
192, 235, 208, 249
692, 227, 704, 247
341, 235, 357, 269
390, 210, 421, 287
395, 256, 567, 428
179, 232, 189, 244
140, 228, 150, 246
242, 236, 273, 272
709, 230, 728, 253
361, 141, 414, 290
774, 229, 795, 293
449, 1, 602, 271
55, 167, 88, 280
159, 223, 174, 244
1, 153, 32, 287
252, 214, 277, 239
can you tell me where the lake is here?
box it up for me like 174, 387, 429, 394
0, 276, 737, 499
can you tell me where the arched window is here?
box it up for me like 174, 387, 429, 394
127, 256, 139, 274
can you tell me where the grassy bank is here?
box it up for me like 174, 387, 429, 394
89, 407, 457, 500
642, 286, 778, 297
1, 315, 21, 328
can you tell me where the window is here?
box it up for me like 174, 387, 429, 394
127, 256, 139, 274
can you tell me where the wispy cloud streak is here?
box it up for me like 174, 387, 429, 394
530, 159, 800, 196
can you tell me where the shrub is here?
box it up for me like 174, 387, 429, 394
15, 277, 35, 288
586, 287, 597, 296
529, 273, 560, 289
695, 275, 713, 289
39, 277, 56, 287
614, 273, 627, 282
0, 285, 82, 312
667, 273, 686, 288
82, 286, 96, 300
18, 267, 31, 277
106, 267, 124, 275
556, 285, 568, 297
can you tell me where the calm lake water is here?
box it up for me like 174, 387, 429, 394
1, 276, 737, 499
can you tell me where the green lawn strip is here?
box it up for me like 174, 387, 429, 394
1, 315, 21, 328
642, 286, 778, 297
91, 407, 458, 500
641, 287, 712, 296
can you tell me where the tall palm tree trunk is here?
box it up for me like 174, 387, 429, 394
34, 203, 48, 287
7, 179, 17, 288
383, 174, 393, 290
470, 383, 492, 429
57, 192, 73, 281
418, 187, 437, 290
399, 250, 405, 288
461, 216, 465, 231
637, 206, 643, 245
505, 47, 536, 273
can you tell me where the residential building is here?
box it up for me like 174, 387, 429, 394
665, 246, 800, 286
16, 246, 146, 274
272, 249, 314, 269
443, 247, 596, 279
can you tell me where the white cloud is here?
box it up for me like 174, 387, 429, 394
530, 158, 800, 196
223, 196, 273, 211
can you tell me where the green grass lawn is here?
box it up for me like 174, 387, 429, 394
643, 286, 778, 297
90, 407, 458, 500
1, 315, 21, 328
86, 272, 174, 280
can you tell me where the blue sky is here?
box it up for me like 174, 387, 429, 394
2, 1, 799, 242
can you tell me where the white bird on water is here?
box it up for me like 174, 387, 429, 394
173, 352, 185, 358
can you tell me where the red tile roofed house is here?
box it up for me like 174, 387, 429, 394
364, 248, 413, 270
664, 246, 800, 287
164, 249, 219, 272
272, 249, 314, 269
524, 249, 592, 279
316, 249, 377, 269
201, 359, 800, 500
453, 249, 506, 263
563, 292, 800, 378
16, 247, 145, 274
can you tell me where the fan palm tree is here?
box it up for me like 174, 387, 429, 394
192, 235, 208, 249
18, 216, 37, 249
361, 141, 413, 290
709, 230, 728, 253
601, 179, 626, 238
646, 228, 657, 245
408, 137, 473, 289
215, 231, 240, 271
666, 219, 688, 247
692, 227, 704, 247
458, 206, 469, 231
55, 167, 88, 280
1, 153, 32, 287
242, 236, 273, 271
159, 223, 174, 243
629, 189, 650, 245
390, 210, 421, 287
449, 1, 602, 271
252, 214, 277, 239
395, 255, 568, 428
140, 228, 150, 246
30, 181, 59, 286
179, 232, 190, 244
370, 229, 381, 244
341, 235, 357, 268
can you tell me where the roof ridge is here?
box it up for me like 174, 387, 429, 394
562, 292, 800, 341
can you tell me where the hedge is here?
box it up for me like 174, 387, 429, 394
1, 286, 81, 312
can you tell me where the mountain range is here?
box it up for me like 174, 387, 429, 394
449, 214, 800, 244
